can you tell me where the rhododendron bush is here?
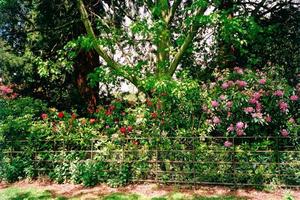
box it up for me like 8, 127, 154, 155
0, 66, 299, 186
202, 67, 299, 139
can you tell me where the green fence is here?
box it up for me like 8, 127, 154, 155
1, 136, 299, 187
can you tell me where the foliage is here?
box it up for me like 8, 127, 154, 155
202, 66, 299, 139
0, 0, 299, 189
0, 68, 299, 186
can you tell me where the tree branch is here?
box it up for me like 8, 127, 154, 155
77, 0, 143, 91
165, 0, 182, 25
167, 7, 207, 77
77, 0, 119, 70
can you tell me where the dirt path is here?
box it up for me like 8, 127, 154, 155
0, 180, 299, 200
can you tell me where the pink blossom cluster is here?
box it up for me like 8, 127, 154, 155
235, 80, 247, 88
243, 107, 254, 113
221, 80, 234, 89
290, 95, 299, 101
213, 116, 221, 125
265, 115, 272, 122
227, 122, 247, 136
234, 67, 244, 74
273, 90, 284, 97
279, 101, 288, 112
226, 101, 233, 109
211, 100, 219, 108
259, 79, 266, 84
0, 85, 13, 94
280, 129, 289, 137
224, 141, 233, 147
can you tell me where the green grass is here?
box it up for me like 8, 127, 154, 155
0, 187, 245, 200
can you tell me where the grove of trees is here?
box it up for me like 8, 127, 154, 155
0, 0, 299, 187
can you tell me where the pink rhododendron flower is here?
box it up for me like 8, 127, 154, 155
202, 105, 208, 112
236, 80, 247, 88
252, 92, 261, 100
226, 101, 233, 108
224, 141, 233, 147
249, 98, 258, 104
256, 103, 262, 112
211, 100, 219, 107
227, 124, 234, 132
213, 116, 221, 124
274, 90, 284, 97
288, 118, 295, 123
259, 79, 266, 84
280, 129, 289, 137
105, 125, 110, 129
220, 95, 226, 100
236, 122, 245, 129
41, 113, 48, 120
234, 67, 244, 74
265, 115, 272, 122
11, 93, 18, 99
221, 82, 229, 89
251, 113, 263, 119
290, 95, 299, 101
236, 129, 245, 136
244, 107, 254, 113
0, 85, 13, 94
279, 101, 288, 112
227, 112, 232, 117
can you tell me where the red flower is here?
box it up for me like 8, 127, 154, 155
151, 112, 158, 118
127, 126, 133, 132
109, 105, 115, 111
105, 110, 112, 116
146, 99, 153, 107
41, 113, 48, 120
58, 112, 64, 118
132, 140, 139, 145
120, 127, 127, 134
90, 118, 96, 124
71, 113, 76, 119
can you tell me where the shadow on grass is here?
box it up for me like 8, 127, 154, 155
102, 192, 246, 200
1, 190, 68, 200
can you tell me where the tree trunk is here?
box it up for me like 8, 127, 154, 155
74, 50, 100, 113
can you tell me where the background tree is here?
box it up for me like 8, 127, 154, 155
0, 0, 299, 112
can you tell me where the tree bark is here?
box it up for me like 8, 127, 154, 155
74, 50, 100, 113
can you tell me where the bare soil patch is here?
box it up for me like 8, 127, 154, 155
0, 179, 299, 200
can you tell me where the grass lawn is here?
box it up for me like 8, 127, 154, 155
0, 186, 244, 200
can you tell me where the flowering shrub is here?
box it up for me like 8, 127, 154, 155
203, 67, 299, 139
0, 67, 299, 187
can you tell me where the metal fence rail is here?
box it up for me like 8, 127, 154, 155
1, 136, 300, 187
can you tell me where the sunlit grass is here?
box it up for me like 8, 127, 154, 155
0, 187, 245, 200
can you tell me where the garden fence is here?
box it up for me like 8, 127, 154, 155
1, 135, 300, 188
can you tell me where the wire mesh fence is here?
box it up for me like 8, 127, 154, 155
1, 135, 300, 187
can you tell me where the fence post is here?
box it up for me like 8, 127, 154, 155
233, 137, 237, 188
155, 136, 159, 183
275, 135, 279, 181
90, 139, 94, 160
